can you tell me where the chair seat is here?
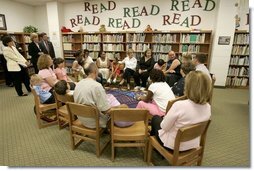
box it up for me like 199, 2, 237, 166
39, 103, 56, 111
113, 121, 146, 140
72, 121, 104, 137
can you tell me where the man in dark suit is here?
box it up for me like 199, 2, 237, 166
39, 32, 56, 59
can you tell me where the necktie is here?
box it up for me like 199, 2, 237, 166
44, 41, 49, 53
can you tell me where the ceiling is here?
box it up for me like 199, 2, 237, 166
12, 0, 84, 6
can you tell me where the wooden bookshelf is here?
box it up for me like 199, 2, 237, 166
61, 30, 213, 74
226, 30, 249, 88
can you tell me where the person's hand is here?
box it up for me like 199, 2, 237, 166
169, 70, 176, 73
138, 69, 142, 74
38, 52, 44, 55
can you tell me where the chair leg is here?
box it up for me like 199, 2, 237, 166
147, 139, 153, 165
96, 136, 100, 157
144, 140, 148, 162
70, 131, 75, 150
36, 112, 42, 129
111, 140, 115, 161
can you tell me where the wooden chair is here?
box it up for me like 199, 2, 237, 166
209, 74, 216, 105
66, 102, 110, 157
54, 91, 74, 129
110, 108, 149, 161
147, 120, 211, 166
30, 87, 57, 129
166, 96, 187, 113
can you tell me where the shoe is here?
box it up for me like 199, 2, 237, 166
7, 83, 14, 87
127, 84, 130, 90
134, 86, 141, 90
107, 79, 111, 84
113, 78, 117, 84
119, 79, 124, 86
19, 93, 28, 97
140, 87, 146, 91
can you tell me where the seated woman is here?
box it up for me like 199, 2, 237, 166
37, 54, 59, 93
118, 48, 137, 90
96, 51, 110, 81
53, 58, 76, 90
151, 71, 212, 151
134, 48, 155, 90
164, 50, 182, 87
171, 62, 195, 97
136, 69, 175, 117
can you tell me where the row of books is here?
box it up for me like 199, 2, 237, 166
82, 43, 100, 51
226, 77, 248, 87
130, 43, 150, 52
103, 34, 124, 42
83, 35, 101, 42
231, 45, 249, 55
103, 44, 124, 51
227, 67, 249, 77
181, 34, 206, 43
153, 53, 168, 62
152, 34, 177, 43
181, 45, 200, 53
152, 44, 172, 53
89, 52, 99, 59
233, 34, 249, 44
229, 56, 249, 66
62, 35, 75, 42
126, 33, 146, 42
105, 52, 120, 60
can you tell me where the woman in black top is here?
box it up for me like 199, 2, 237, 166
164, 50, 182, 87
134, 48, 155, 89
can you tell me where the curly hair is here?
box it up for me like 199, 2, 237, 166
37, 54, 52, 70
149, 69, 165, 82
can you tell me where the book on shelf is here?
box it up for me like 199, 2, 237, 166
63, 43, 72, 51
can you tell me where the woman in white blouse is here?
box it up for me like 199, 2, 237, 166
118, 48, 137, 90
2, 36, 31, 96
151, 71, 212, 151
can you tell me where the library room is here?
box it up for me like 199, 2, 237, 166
0, 0, 250, 168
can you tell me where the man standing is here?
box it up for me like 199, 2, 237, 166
192, 53, 211, 80
39, 32, 55, 59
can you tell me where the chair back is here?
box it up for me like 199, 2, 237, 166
54, 92, 74, 108
166, 95, 187, 113
111, 108, 149, 123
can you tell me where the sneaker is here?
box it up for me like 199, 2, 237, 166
140, 87, 146, 91
107, 79, 111, 84
119, 79, 124, 86
113, 78, 117, 83
134, 86, 141, 90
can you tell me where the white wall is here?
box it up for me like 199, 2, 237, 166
34, 5, 49, 34
63, 0, 218, 32
0, 0, 35, 32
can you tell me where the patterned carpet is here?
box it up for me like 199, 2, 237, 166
0, 84, 250, 166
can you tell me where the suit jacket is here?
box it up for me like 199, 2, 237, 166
28, 42, 42, 64
3, 46, 27, 72
39, 40, 55, 58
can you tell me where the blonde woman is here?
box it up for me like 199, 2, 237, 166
28, 33, 43, 73
151, 71, 212, 151
118, 48, 137, 90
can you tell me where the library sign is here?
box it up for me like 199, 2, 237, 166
69, 0, 216, 29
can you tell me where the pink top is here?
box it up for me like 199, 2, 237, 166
159, 99, 211, 151
54, 67, 68, 81
38, 68, 58, 91
154, 63, 162, 70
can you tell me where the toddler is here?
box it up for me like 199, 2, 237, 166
107, 58, 121, 84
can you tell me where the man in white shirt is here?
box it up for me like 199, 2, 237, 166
192, 53, 211, 80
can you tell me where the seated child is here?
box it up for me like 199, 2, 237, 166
54, 80, 73, 96
107, 58, 121, 84
30, 74, 55, 104
154, 59, 166, 71
53, 58, 76, 90
72, 50, 85, 82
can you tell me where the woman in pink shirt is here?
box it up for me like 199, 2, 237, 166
37, 54, 59, 93
151, 71, 212, 151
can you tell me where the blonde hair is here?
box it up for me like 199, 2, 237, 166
37, 54, 52, 70
30, 74, 43, 86
184, 71, 212, 104
127, 48, 134, 55
30, 33, 38, 41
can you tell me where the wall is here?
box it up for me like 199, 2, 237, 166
0, 0, 35, 32
63, 0, 218, 32
34, 5, 49, 34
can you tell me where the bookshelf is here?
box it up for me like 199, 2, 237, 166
61, 30, 213, 74
226, 30, 249, 88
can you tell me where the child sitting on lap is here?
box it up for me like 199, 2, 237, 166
30, 74, 55, 104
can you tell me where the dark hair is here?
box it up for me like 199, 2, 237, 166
98, 51, 105, 58
53, 58, 64, 68
157, 59, 165, 66
83, 49, 89, 54
76, 55, 84, 66
181, 62, 195, 75
195, 53, 207, 64
2, 36, 13, 46
54, 80, 68, 95
149, 69, 165, 82
84, 63, 97, 76
40, 32, 47, 37
73, 50, 82, 58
